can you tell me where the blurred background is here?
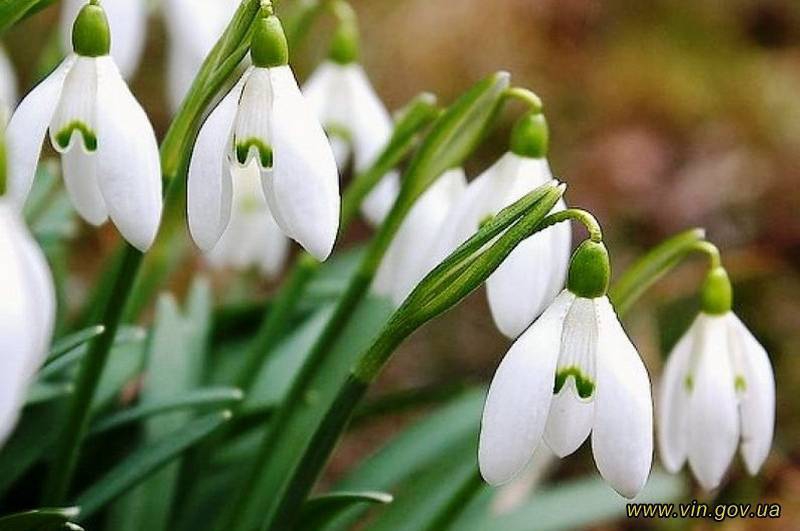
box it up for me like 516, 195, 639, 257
3, 0, 799, 528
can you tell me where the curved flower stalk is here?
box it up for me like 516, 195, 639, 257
5, 1, 162, 251
163, 0, 239, 112
188, 11, 340, 261
0, 199, 55, 445
372, 167, 467, 304
658, 262, 775, 491
0, 45, 17, 119
60, 0, 148, 79
206, 163, 289, 277
479, 237, 654, 498
302, 6, 398, 225
432, 113, 571, 338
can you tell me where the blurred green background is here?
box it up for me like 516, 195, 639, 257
4, 0, 799, 528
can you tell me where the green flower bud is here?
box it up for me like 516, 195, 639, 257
72, 0, 111, 57
510, 112, 548, 159
329, 22, 359, 64
700, 266, 732, 315
251, 15, 289, 68
567, 240, 611, 299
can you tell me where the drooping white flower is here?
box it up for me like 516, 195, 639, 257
479, 242, 653, 498
372, 168, 467, 305
60, 0, 148, 79
162, 0, 238, 112
0, 198, 56, 445
431, 152, 571, 339
187, 14, 340, 261
0, 45, 17, 119
657, 268, 775, 491
207, 162, 289, 277
5, 3, 162, 251
303, 60, 399, 225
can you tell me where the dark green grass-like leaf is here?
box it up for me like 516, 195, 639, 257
298, 491, 393, 531
0, 507, 81, 531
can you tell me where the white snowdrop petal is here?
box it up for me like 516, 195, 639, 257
687, 314, 739, 491
546, 199, 571, 296
233, 68, 274, 169
301, 61, 337, 122
591, 297, 653, 499
543, 386, 594, 457
6, 57, 75, 206
49, 57, 98, 154
479, 290, 575, 485
60, 0, 147, 79
61, 147, 107, 225
94, 57, 162, 251
728, 314, 775, 475
343, 63, 393, 172
187, 73, 246, 251
374, 168, 467, 305
0, 45, 17, 110
656, 316, 697, 473
258, 213, 290, 278
361, 169, 400, 227
263, 65, 340, 261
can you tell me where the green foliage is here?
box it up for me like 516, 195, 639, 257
0, 508, 81, 531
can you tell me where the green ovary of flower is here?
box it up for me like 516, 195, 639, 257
55, 122, 98, 152
236, 139, 273, 168
554, 366, 595, 399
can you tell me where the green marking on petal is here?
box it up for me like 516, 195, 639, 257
684, 374, 694, 392
734, 375, 746, 393
554, 366, 595, 399
55, 121, 97, 152
324, 122, 352, 142
236, 139, 273, 168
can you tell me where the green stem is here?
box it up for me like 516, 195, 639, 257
43, 0, 264, 503
608, 228, 707, 316
503, 87, 543, 114
43, 244, 143, 504
538, 207, 603, 242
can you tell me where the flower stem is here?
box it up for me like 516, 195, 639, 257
538, 207, 603, 242
608, 227, 707, 316
503, 87, 543, 114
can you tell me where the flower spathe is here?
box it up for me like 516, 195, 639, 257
5, 54, 163, 252
432, 152, 571, 338
207, 163, 289, 277
60, 0, 148, 79
0, 199, 55, 445
479, 290, 653, 498
372, 168, 467, 305
187, 65, 340, 261
657, 311, 776, 491
303, 60, 399, 225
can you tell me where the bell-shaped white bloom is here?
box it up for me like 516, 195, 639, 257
373, 168, 467, 305
163, 0, 238, 112
0, 46, 17, 119
657, 312, 775, 491
6, 55, 162, 251
60, 0, 148, 79
303, 60, 399, 225
207, 162, 289, 277
479, 290, 653, 498
188, 66, 340, 261
0, 199, 55, 445
431, 152, 571, 338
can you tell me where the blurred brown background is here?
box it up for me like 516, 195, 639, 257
4, 0, 800, 528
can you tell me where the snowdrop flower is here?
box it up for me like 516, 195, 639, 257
207, 163, 289, 277
163, 0, 238, 112
479, 240, 653, 498
432, 113, 571, 338
60, 0, 148, 79
302, 22, 398, 226
188, 12, 340, 261
373, 168, 467, 304
0, 45, 17, 119
0, 199, 56, 445
6, 1, 162, 251
658, 266, 775, 491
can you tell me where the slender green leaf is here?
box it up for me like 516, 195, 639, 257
89, 387, 243, 436
299, 492, 393, 531
46, 326, 105, 365
0, 507, 80, 531
0, 0, 53, 36
39, 326, 145, 381
25, 382, 73, 406
74, 411, 232, 519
